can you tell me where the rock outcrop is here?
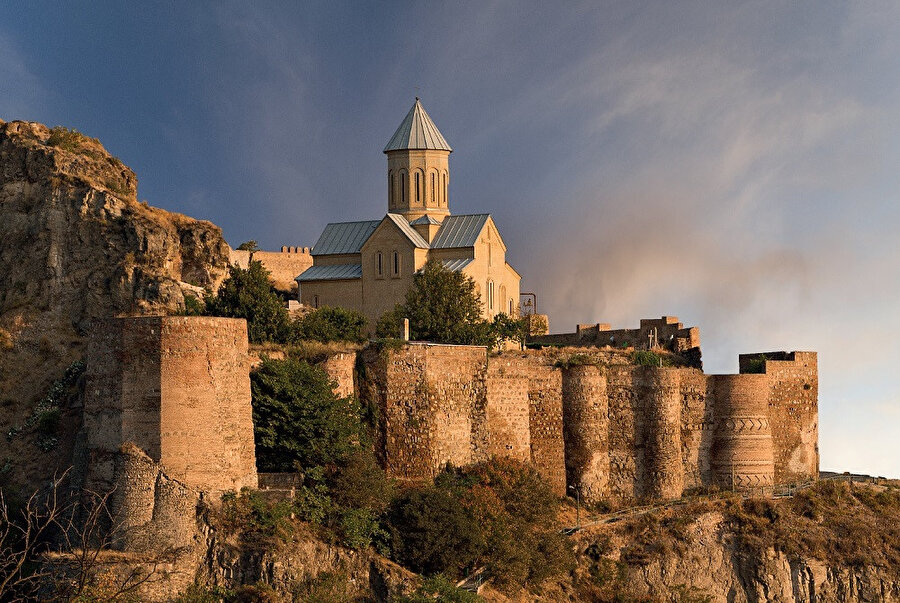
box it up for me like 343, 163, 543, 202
0, 119, 232, 492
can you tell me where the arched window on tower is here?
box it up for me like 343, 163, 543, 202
415, 171, 422, 204
431, 172, 436, 205
488, 280, 494, 311
442, 171, 448, 206
389, 172, 394, 208
400, 171, 407, 205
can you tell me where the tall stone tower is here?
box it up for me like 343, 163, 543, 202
384, 98, 452, 221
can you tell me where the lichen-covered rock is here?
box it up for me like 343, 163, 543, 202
0, 119, 232, 492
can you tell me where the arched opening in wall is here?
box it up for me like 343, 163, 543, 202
400, 171, 407, 206
442, 171, 448, 206
500, 285, 506, 314
509, 299, 514, 315
392, 250, 400, 277
313, 295, 319, 309
487, 242, 492, 267
415, 171, 422, 204
376, 251, 383, 277
431, 171, 436, 205
488, 280, 494, 311
389, 171, 394, 208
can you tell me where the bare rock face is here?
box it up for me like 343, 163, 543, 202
0, 119, 232, 491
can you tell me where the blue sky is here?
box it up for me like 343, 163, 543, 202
2, 1, 899, 476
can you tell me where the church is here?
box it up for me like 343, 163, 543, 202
296, 99, 521, 328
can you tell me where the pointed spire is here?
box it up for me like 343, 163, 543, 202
383, 98, 452, 153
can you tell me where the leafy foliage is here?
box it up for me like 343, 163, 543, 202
376, 260, 527, 349
293, 307, 368, 343
387, 458, 573, 590
396, 575, 483, 603
250, 358, 361, 472
204, 261, 291, 343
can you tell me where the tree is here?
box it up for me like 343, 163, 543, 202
378, 260, 492, 345
293, 307, 368, 343
250, 358, 362, 472
204, 261, 290, 343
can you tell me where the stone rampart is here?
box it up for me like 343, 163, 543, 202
739, 351, 818, 484
637, 367, 684, 500
709, 373, 775, 490
320, 352, 357, 399
561, 365, 608, 504
82, 316, 258, 495
230, 247, 313, 293
530, 316, 701, 367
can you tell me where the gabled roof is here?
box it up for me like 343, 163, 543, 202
410, 215, 442, 226
311, 220, 380, 255
430, 214, 490, 249
383, 98, 452, 153
296, 264, 362, 282
384, 213, 430, 248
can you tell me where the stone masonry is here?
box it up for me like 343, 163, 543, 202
80, 316, 258, 549
356, 339, 818, 504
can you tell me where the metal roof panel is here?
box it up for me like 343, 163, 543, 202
311, 220, 380, 255
430, 214, 490, 249
296, 264, 363, 281
384, 99, 452, 153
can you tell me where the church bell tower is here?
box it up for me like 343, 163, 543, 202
384, 98, 452, 221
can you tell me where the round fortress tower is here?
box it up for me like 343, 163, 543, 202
561, 365, 609, 504
710, 374, 775, 491
636, 367, 684, 500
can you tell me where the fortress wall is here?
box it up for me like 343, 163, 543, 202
678, 369, 711, 490
605, 366, 639, 500
740, 352, 818, 483
230, 247, 313, 293
84, 317, 257, 496
636, 367, 684, 500
485, 363, 531, 462
158, 317, 257, 492
375, 344, 488, 481
709, 374, 775, 490
488, 354, 566, 496
320, 352, 357, 399
109, 444, 198, 552
561, 365, 609, 504
83, 319, 163, 491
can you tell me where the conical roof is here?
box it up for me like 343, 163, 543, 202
383, 98, 452, 153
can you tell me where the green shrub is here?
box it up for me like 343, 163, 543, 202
744, 354, 768, 374
250, 358, 362, 472
396, 575, 482, 603
204, 261, 290, 343
219, 490, 296, 550
293, 307, 368, 343
631, 350, 671, 367
179, 293, 206, 316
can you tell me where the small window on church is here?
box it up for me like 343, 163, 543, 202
488, 281, 494, 310
401, 172, 407, 205
415, 172, 421, 204
442, 172, 448, 206
313, 295, 319, 309
392, 251, 400, 277
431, 172, 435, 204
509, 299, 514, 314
376, 252, 383, 277
389, 172, 394, 208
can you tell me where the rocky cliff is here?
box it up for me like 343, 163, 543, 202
0, 119, 232, 492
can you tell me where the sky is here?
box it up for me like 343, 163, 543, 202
2, 1, 898, 477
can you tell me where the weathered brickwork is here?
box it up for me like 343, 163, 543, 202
739, 351, 818, 484
230, 247, 313, 293
710, 374, 775, 490
82, 317, 258, 495
561, 365, 608, 502
356, 344, 817, 504
320, 352, 357, 399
